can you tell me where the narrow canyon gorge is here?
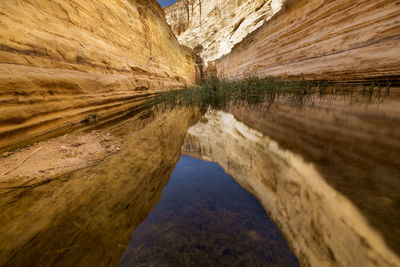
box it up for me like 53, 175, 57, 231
165, 0, 284, 64
165, 0, 400, 82
0, 0, 399, 266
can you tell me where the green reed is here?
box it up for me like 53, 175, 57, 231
155, 76, 392, 112
156, 76, 315, 111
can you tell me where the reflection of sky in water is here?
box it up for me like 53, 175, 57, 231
120, 155, 298, 266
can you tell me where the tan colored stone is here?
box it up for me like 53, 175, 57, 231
165, 0, 284, 64
0, 0, 197, 152
216, 0, 400, 81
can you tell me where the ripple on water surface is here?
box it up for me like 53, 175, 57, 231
120, 155, 299, 266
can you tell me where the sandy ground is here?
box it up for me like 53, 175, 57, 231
0, 130, 122, 189
0, 108, 200, 266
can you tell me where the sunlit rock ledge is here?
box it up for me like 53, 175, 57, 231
216, 0, 400, 81
0, 0, 196, 152
182, 110, 400, 267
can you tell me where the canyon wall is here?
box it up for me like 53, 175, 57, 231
165, 0, 284, 64
0, 0, 196, 152
216, 0, 400, 81
183, 109, 400, 267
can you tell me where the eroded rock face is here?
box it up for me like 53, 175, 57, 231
216, 0, 400, 81
0, 0, 196, 152
165, 0, 284, 64
183, 110, 400, 267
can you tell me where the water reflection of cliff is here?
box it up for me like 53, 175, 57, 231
0, 109, 199, 266
182, 104, 400, 267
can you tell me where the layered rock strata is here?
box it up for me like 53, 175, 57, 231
165, 0, 284, 64
0, 108, 200, 266
183, 108, 400, 266
0, 0, 196, 152
216, 0, 400, 81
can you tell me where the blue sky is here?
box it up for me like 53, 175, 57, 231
157, 0, 178, 8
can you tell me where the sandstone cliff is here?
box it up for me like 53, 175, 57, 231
165, 0, 284, 64
0, 0, 196, 152
216, 0, 400, 81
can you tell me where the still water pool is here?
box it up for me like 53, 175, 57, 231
120, 155, 299, 266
